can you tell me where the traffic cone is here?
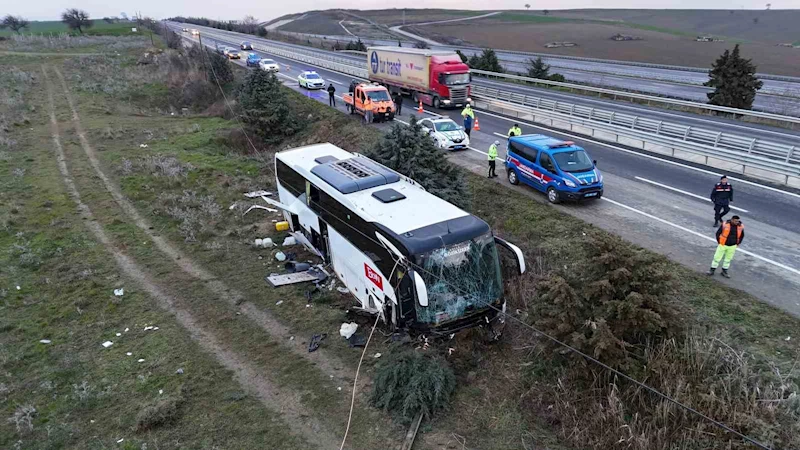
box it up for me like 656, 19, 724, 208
417, 100, 423, 113
473, 117, 481, 131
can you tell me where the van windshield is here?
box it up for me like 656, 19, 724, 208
415, 233, 502, 325
552, 150, 594, 173
367, 90, 391, 101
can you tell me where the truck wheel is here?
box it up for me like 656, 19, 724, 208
412, 91, 419, 103
546, 187, 561, 204
508, 170, 519, 185
433, 97, 441, 109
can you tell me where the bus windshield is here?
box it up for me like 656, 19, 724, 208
415, 232, 502, 325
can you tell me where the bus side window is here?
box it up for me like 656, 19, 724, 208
306, 181, 320, 207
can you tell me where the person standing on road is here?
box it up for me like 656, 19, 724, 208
488, 140, 499, 178
327, 83, 336, 107
707, 215, 744, 278
393, 92, 402, 116
508, 123, 522, 137
461, 104, 474, 138
364, 97, 373, 124
711, 175, 734, 227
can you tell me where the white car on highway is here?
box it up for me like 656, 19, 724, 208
259, 58, 280, 73
419, 117, 470, 151
298, 71, 325, 89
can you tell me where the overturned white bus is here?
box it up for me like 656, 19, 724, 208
269, 143, 525, 334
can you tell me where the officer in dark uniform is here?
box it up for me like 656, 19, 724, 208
710, 175, 734, 227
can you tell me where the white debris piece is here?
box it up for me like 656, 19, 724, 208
124, 328, 129, 332
275, 300, 283, 306
275, 251, 287, 262
116, 333, 121, 337
305, 304, 311, 308
40, 339, 52, 344
255, 239, 263, 247
339, 323, 358, 339
159, 389, 163, 395
261, 238, 274, 248
337, 387, 342, 391
102, 341, 113, 348
337, 287, 349, 294
144, 326, 154, 331
114, 288, 124, 297
176, 368, 184, 374
282, 236, 297, 246
374, 353, 382, 358
16, 286, 21, 290
126, 352, 132, 356
139, 143, 148, 148
153, 327, 159, 330
244, 190, 272, 198
138, 359, 145, 363
228, 202, 237, 210
117, 438, 124, 443
786, 336, 792, 341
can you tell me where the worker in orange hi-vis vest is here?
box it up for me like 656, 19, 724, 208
707, 215, 744, 279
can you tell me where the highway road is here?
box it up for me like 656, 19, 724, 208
270, 29, 800, 114
197, 26, 800, 116
172, 23, 800, 318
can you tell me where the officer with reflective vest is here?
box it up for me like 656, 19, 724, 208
508, 124, 522, 137
710, 175, 734, 227
707, 215, 744, 278
461, 104, 475, 138
488, 141, 499, 178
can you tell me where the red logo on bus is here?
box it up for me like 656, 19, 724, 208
364, 264, 383, 290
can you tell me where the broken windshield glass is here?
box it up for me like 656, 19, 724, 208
415, 232, 502, 325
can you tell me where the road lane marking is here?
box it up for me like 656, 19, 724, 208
475, 109, 800, 200
602, 197, 800, 277
634, 177, 749, 212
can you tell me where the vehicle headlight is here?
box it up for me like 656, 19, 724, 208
564, 179, 577, 188
598, 173, 603, 183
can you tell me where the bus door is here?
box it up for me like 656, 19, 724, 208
315, 220, 330, 264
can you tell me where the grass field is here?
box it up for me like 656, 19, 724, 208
0, 20, 139, 37
3, 33, 800, 450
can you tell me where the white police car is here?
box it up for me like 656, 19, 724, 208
419, 117, 470, 151
298, 71, 325, 90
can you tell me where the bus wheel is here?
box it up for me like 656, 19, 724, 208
432, 97, 441, 109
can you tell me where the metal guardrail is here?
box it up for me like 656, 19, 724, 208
471, 70, 800, 125
471, 87, 800, 184
189, 28, 800, 185
189, 27, 800, 125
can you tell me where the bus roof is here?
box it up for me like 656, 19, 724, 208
277, 144, 470, 236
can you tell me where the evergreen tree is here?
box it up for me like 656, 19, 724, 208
527, 57, 551, 79
365, 117, 471, 209
465, 48, 504, 73
206, 50, 233, 85
238, 69, 304, 144
704, 44, 763, 110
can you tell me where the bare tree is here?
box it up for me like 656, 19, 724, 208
1, 15, 30, 34
525, 4, 531, 9
543, 9, 550, 16
766, 3, 771, 9
61, 8, 93, 34
241, 15, 259, 34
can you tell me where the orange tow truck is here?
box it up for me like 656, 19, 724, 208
343, 83, 396, 122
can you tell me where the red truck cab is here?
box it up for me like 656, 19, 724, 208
428, 54, 471, 109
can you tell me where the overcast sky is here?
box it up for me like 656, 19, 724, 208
8, 0, 796, 21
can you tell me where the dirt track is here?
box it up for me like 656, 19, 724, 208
43, 64, 344, 449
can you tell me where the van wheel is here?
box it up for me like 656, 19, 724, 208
508, 170, 519, 185
546, 187, 560, 204
433, 97, 441, 109
347, 104, 353, 115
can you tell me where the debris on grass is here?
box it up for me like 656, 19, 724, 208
127, 352, 133, 356
138, 359, 145, 363
102, 341, 113, 348
282, 236, 297, 246
308, 333, 327, 352
275, 251, 287, 262
340, 323, 358, 339
244, 190, 272, 198
275, 300, 283, 306
114, 288, 124, 297
39, 339, 51, 344
176, 368, 184, 375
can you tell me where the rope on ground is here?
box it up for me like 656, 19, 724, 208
339, 314, 380, 450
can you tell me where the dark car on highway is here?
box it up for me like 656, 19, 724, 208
241, 41, 253, 50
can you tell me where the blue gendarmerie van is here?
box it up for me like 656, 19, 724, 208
505, 134, 603, 203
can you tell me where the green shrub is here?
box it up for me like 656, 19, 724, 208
371, 349, 456, 424
135, 395, 183, 432
365, 117, 471, 209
